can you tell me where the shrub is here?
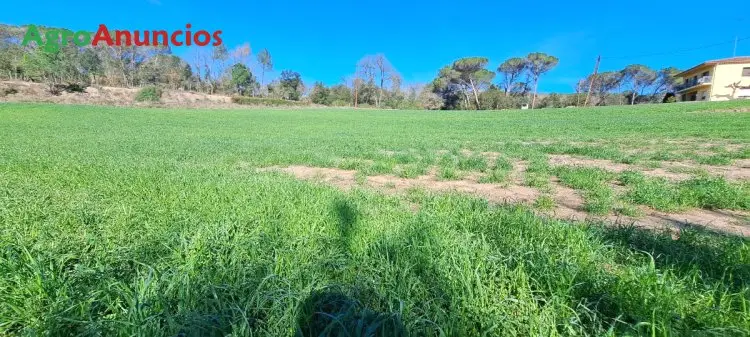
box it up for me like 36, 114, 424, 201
135, 86, 163, 102
63, 83, 87, 93
47, 83, 88, 96
231, 96, 308, 107
418, 91, 443, 110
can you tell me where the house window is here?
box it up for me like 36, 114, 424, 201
743, 67, 750, 76
702, 71, 709, 77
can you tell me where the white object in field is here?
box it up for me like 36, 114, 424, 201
521, 104, 529, 110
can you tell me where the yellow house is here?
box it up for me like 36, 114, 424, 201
675, 56, 750, 101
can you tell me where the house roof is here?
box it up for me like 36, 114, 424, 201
677, 56, 750, 77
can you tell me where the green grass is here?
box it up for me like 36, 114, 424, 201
533, 195, 556, 211
554, 166, 617, 215
620, 171, 750, 212
1, 101, 750, 336
437, 165, 461, 180
457, 153, 488, 172
478, 157, 513, 183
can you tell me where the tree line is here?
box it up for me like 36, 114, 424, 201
1, 23, 681, 109
0, 24, 303, 100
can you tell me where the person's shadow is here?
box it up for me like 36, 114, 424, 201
295, 287, 407, 337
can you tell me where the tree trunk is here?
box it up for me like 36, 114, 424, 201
531, 78, 539, 109
631, 85, 637, 105
378, 77, 384, 108
260, 68, 265, 96
469, 78, 480, 109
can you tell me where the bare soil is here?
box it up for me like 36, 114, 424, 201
1, 80, 322, 109
260, 164, 750, 236
1, 81, 236, 108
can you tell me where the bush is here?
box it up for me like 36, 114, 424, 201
418, 91, 443, 110
47, 83, 88, 96
231, 96, 308, 107
63, 83, 87, 93
135, 86, 163, 102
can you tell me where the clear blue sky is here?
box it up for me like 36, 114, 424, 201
2, 0, 748, 93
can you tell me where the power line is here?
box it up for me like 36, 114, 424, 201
602, 36, 750, 61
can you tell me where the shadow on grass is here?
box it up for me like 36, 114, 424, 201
333, 198, 359, 254
295, 287, 407, 337
595, 224, 750, 290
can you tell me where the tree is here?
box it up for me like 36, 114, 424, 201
526, 53, 558, 109
620, 64, 657, 105
329, 84, 353, 106
497, 57, 527, 96
373, 54, 396, 108
257, 48, 272, 94
279, 70, 302, 100
587, 71, 623, 105
309, 81, 330, 105
229, 63, 254, 95
653, 67, 680, 96
451, 57, 494, 109
79, 48, 102, 84
431, 66, 465, 109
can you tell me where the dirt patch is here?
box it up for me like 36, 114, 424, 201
545, 179, 750, 235
0, 80, 324, 109
549, 155, 632, 173
266, 165, 539, 204
548, 154, 750, 181
710, 107, 750, 113
261, 164, 750, 236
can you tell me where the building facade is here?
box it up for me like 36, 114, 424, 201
675, 57, 750, 102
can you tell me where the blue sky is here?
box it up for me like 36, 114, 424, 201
2, 0, 748, 92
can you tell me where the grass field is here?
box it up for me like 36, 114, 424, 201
1, 101, 750, 336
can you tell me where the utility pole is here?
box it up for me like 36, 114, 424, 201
353, 77, 359, 108
583, 55, 601, 107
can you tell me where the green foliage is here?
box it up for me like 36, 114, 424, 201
279, 70, 303, 101
497, 57, 527, 95
134, 85, 163, 102
229, 63, 256, 96
538, 93, 564, 108
479, 86, 524, 109
621, 64, 657, 104
526, 52, 559, 109
309, 82, 331, 105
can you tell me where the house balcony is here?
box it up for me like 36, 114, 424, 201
675, 76, 711, 92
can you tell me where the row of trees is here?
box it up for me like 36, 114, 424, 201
0, 24, 306, 99
1, 24, 682, 109
581, 66, 680, 106
424, 53, 559, 110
